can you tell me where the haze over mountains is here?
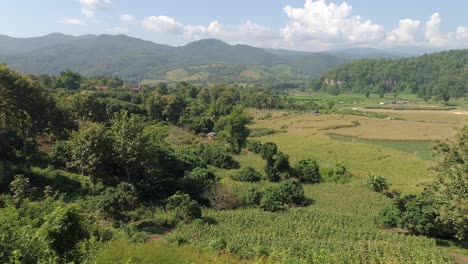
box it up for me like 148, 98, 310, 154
0, 33, 418, 83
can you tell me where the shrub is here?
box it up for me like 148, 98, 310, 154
378, 195, 450, 238
165, 192, 202, 222
260, 181, 306, 211
204, 184, 241, 210
180, 144, 239, 169
276, 180, 306, 205
10, 174, 31, 201
40, 206, 89, 260
96, 182, 139, 220
246, 140, 262, 153
231, 167, 262, 182
49, 141, 72, 168
273, 152, 291, 175
243, 188, 263, 206
367, 174, 389, 193
181, 167, 218, 201
260, 188, 283, 212
324, 162, 351, 183
294, 159, 321, 183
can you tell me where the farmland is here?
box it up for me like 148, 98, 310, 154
163, 92, 467, 263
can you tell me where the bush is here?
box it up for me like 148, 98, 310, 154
49, 141, 72, 168
276, 180, 306, 205
246, 140, 262, 153
96, 182, 139, 220
165, 192, 202, 222
243, 188, 263, 206
231, 167, 262, 182
260, 188, 284, 212
378, 195, 450, 238
40, 206, 89, 260
204, 184, 241, 210
324, 163, 351, 183
181, 167, 218, 201
294, 159, 321, 183
367, 174, 389, 193
179, 144, 239, 169
260, 181, 306, 211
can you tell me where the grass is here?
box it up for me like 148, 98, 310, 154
90, 239, 245, 264
329, 134, 435, 161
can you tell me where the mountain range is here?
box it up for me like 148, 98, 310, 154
0, 33, 412, 83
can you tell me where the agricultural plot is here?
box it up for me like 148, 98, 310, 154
171, 183, 453, 263
171, 107, 465, 263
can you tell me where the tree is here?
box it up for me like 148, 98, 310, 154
68, 122, 113, 185
216, 108, 250, 153
428, 125, 468, 240
58, 69, 82, 90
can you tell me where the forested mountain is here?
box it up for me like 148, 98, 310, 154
0, 33, 351, 83
319, 50, 468, 100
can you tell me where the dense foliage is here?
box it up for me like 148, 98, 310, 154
378, 125, 468, 240
319, 50, 468, 101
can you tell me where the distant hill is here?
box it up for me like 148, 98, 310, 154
0, 33, 409, 83
319, 49, 468, 99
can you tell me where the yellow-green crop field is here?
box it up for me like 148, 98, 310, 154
169, 106, 465, 263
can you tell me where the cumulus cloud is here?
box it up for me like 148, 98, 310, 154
281, 0, 385, 45
120, 14, 136, 24
136, 1, 468, 51
56, 18, 87, 26
142, 16, 184, 34
387, 19, 421, 45
456, 26, 468, 41
80, 0, 112, 18
183, 20, 277, 45
425, 12, 446, 46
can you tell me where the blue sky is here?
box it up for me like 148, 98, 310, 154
0, 0, 467, 51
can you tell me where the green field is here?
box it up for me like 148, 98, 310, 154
329, 134, 435, 160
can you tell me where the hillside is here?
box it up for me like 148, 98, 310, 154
319, 49, 468, 100
0, 34, 352, 83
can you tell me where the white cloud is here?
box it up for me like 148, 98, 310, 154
281, 0, 385, 46
182, 20, 279, 47
80, 0, 112, 10
81, 8, 95, 18
456, 26, 468, 41
120, 14, 136, 24
56, 18, 87, 26
136, 1, 468, 51
425, 12, 447, 46
387, 19, 421, 45
79, 0, 112, 18
110, 26, 129, 33
142, 16, 184, 34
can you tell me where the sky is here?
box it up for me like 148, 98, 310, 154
0, 0, 467, 51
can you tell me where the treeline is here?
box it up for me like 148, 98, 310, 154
0, 65, 313, 262
316, 50, 467, 101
